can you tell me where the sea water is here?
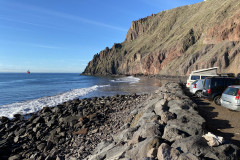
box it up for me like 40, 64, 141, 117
0, 73, 162, 118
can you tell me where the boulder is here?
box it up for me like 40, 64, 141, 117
164, 119, 204, 137
8, 154, 22, 160
0, 116, 9, 123
178, 153, 199, 160
171, 136, 217, 158
125, 137, 163, 159
162, 126, 189, 142
113, 127, 139, 143
147, 148, 158, 158
105, 144, 130, 160
161, 112, 176, 123
32, 117, 45, 124
157, 143, 181, 160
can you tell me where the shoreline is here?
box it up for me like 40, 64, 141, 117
0, 93, 149, 159
0, 82, 239, 159
0, 75, 160, 118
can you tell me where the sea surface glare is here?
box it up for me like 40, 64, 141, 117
0, 73, 161, 118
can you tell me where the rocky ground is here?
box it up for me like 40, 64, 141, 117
87, 82, 240, 160
0, 93, 148, 160
0, 82, 240, 160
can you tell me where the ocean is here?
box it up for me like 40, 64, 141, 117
0, 73, 162, 118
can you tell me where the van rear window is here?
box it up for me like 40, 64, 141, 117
201, 76, 211, 79
204, 79, 211, 89
224, 87, 239, 96
191, 76, 200, 80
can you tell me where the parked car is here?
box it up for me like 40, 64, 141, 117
190, 79, 204, 97
237, 73, 240, 78
219, 73, 235, 77
186, 67, 218, 87
221, 85, 240, 111
202, 77, 240, 105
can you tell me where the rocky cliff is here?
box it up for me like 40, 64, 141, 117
83, 0, 240, 76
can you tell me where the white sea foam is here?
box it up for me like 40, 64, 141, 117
0, 85, 105, 119
111, 76, 140, 84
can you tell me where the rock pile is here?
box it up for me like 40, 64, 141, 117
0, 82, 239, 160
87, 82, 240, 160
0, 94, 148, 160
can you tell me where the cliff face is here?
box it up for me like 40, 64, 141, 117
83, 0, 240, 76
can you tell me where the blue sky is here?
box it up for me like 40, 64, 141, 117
0, 0, 203, 73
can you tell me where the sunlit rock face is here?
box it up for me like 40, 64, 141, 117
83, 0, 240, 76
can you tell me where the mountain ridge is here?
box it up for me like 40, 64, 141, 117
83, 0, 240, 76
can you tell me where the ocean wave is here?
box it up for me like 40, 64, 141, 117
0, 85, 106, 119
111, 76, 140, 84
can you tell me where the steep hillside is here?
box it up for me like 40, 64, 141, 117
83, 0, 240, 76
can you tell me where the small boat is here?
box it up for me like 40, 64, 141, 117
27, 70, 30, 74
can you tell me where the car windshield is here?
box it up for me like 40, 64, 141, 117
224, 87, 239, 96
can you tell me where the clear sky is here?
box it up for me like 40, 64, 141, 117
0, 0, 203, 73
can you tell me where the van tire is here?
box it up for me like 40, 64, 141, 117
214, 95, 221, 105
196, 91, 202, 98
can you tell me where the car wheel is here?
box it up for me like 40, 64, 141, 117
196, 91, 202, 98
214, 95, 221, 105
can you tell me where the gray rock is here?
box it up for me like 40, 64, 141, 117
131, 111, 156, 128
37, 142, 46, 151
209, 144, 240, 160
147, 148, 158, 158
32, 117, 45, 124
0, 139, 8, 148
154, 101, 169, 116
39, 106, 52, 114
157, 143, 172, 160
161, 112, 176, 123
164, 119, 204, 137
46, 119, 57, 127
162, 126, 189, 142
14, 136, 19, 143
141, 158, 155, 160
131, 122, 162, 141
0, 116, 9, 123
167, 100, 185, 108
106, 144, 130, 160
87, 141, 115, 160
125, 137, 163, 159
13, 114, 23, 121
8, 154, 22, 160
52, 107, 61, 113
44, 141, 54, 152
113, 127, 139, 143
171, 136, 212, 157
69, 157, 78, 160
56, 155, 65, 160
178, 153, 199, 160
29, 153, 40, 159
14, 128, 25, 136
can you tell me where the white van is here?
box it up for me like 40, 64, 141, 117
186, 67, 218, 88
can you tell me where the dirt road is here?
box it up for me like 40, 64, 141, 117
189, 95, 240, 147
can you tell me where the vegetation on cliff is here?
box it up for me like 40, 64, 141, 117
83, 0, 240, 76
